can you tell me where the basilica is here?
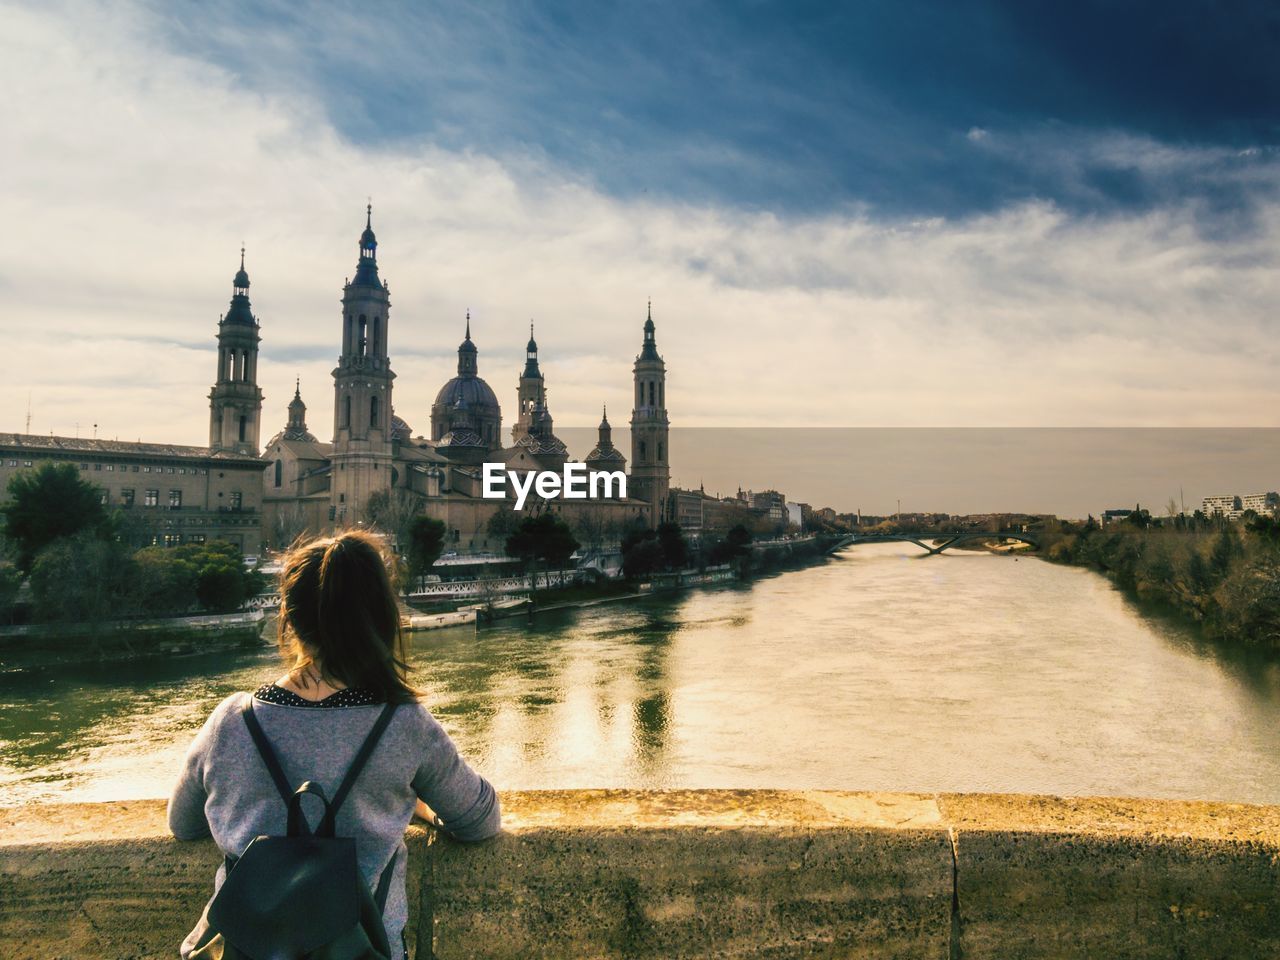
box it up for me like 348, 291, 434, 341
250, 208, 670, 551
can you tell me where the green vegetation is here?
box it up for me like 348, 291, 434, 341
407, 516, 447, 581
505, 512, 580, 571
1039, 512, 1280, 649
28, 538, 264, 621
621, 521, 693, 579
1, 456, 264, 623
2, 462, 110, 571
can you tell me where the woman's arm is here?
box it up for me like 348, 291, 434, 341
167, 701, 226, 840
412, 712, 501, 842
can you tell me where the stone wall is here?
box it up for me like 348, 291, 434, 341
2, 790, 1277, 959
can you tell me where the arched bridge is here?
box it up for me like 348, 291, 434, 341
828, 531, 1040, 556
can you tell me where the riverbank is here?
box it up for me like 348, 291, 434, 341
4, 791, 1277, 959
1036, 520, 1280, 652
0, 610, 267, 673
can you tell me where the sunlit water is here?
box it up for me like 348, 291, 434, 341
3, 544, 1280, 805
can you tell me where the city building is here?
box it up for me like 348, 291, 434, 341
0, 252, 267, 552
1201, 492, 1280, 521
261, 208, 662, 551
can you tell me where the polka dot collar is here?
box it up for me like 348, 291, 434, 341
253, 682, 381, 708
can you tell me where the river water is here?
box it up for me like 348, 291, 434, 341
3, 544, 1280, 805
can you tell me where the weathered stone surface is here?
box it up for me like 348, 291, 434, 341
0, 799, 430, 960
939, 793, 1280, 959
3, 791, 1279, 959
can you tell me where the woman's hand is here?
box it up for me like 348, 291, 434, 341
413, 798, 436, 824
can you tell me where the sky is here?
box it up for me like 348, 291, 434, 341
3, 0, 1280, 463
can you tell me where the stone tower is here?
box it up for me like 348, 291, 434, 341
208, 247, 264, 457
330, 205, 395, 525
630, 301, 670, 527
512, 322, 546, 442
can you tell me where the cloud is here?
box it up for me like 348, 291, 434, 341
1, 0, 1279, 455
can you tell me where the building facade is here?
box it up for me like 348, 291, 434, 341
1, 256, 266, 553
260, 209, 666, 551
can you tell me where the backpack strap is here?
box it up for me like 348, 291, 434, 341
319, 702, 399, 835
241, 698, 293, 806
374, 848, 398, 914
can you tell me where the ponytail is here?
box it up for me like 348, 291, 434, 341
277, 529, 417, 704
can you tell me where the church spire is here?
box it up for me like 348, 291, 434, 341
457, 312, 478, 375
225, 246, 254, 324
523, 320, 541, 378
353, 203, 379, 286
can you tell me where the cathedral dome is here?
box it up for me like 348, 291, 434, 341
391, 412, 413, 442
431, 315, 502, 449
433, 374, 499, 412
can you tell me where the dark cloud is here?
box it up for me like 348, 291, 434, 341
134, 0, 1280, 220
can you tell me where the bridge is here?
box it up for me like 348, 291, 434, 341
828, 530, 1039, 555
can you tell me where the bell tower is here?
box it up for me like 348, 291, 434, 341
208, 247, 263, 457
330, 205, 395, 525
512, 322, 546, 442
630, 301, 670, 527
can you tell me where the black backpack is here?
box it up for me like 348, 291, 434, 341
187, 699, 401, 960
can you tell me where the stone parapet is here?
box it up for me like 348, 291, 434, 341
2, 790, 1277, 958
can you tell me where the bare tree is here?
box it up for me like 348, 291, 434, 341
271, 503, 310, 552
365, 488, 426, 557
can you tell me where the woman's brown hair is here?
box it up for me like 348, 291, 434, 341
276, 529, 418, 704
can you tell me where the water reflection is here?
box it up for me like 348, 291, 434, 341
4, 546, 1280, 805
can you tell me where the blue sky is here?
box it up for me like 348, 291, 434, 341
154, 0, 1280, 220
3, 0, 1280, 460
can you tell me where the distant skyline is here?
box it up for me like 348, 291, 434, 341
3, 1, 1280, 446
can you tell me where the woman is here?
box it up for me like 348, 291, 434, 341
168, 530, 500, 959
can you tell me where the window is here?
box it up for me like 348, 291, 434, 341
163, 533, 181, 547
105, 464, 114, 471
121, 489, 134, 506
238, 415, 247, 442
144, 489, 159, 507
640, 441, 647, 460
7, 460, 16, 467
230, 491, 242, 509
178, 468, 185, 475
79, 462, 88, 470
23, 460, 32, 468
186, 534, 206, 544
370, 396, 379, 426
132, 465, 139, 472
658, 442, 664, 461
143, 465, 151, 473
168, 467, 176, 474
169, 489, 182, 508
342, 395, 351, 428
94, 463, 102, 471
649, 382, 655, 406
99, 492, 109, 505
273, 460, 282, 487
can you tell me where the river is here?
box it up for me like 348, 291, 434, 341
3, 543, 1280, 805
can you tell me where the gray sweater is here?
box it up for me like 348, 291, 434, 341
168, 690, 501, 956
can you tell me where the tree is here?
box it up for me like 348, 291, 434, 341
365, 488, 425, 556
132, 546, 200, 616
621, 537, 664, 579
3, 462, 110, 572
1211, 526, 1241, 577
407, 516, 447, 583
485, 506, 521, 545
505, 513, 579, 588
656, 521, 689, 571
270, 502, 311, 553
29, 533, 136, 622
196, 561, 246, 612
